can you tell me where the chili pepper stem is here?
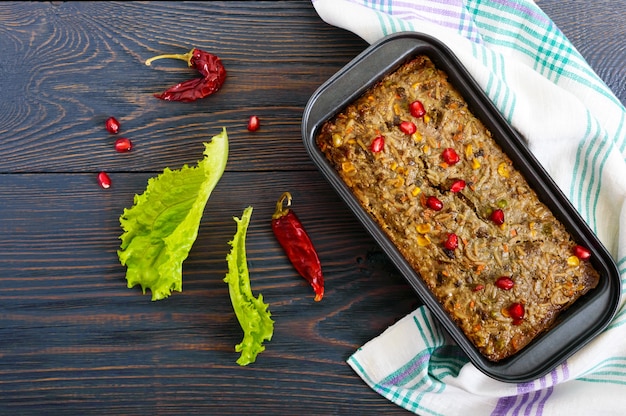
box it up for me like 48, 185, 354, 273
145, 49, 195, 67
272, 192, 292, 219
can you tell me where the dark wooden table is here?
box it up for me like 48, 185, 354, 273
1, 1, 624, 414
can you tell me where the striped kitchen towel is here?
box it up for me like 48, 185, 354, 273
311, 0, 626, 415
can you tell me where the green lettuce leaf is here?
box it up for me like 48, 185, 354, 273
225, 206, 274, 366
118, 127, 229, 301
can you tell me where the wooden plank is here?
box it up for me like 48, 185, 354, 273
0, 0, 624, 414
0, 170, 416, 414
0, 1, 623, 173
0, 1, 368, 173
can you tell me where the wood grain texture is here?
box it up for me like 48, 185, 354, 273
0, 1, 368, 173
0, 1, 624, 415
0, 171, 416, 415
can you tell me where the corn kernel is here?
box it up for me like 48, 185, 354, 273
465, 144, 473, 158
411, 187, 422, 197
424, 115, 431, 123
332, 133, 343, 147
416, 223, 431, 234
567, 256, 580, 267
417, 235, 431, 246
472, 158, 481, 169
341, 161, 355, 173
412, 132, 423, 142
497, 162, 510, 178
390, 162, 398, 171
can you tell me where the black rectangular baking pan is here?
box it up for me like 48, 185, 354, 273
302, 32, 621, 383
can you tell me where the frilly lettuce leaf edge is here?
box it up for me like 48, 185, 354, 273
224, 206, 274, 365
117, 127, 229, 301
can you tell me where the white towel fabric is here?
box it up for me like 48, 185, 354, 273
311, 0, 626, 414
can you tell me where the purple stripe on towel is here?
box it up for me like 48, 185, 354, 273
386, 352, 431, 385
391, 0, 464, 28
491, 363, 567, 416
487, 0, 550, 26
391, 0, 463, 18
491, 390, 549, 416
534, 386, 552, 415
492, 394, 520, 416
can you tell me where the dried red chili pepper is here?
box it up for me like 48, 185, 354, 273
145, 48, 227, 102
272, 192, 324, 301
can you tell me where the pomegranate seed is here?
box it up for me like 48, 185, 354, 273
114, 137, 132, 153
443, 233, 458, 250
490, 208, 505, 225
399, 121, 416, 135
473, 284, 484, 292
508, 302, 525, 324
105, 117, 120, 134
409, 100, 426, 118
370, 135, 385, 153
573, 245, 591, 260
247, 115, 260, 132
97, 171, 111, 189
495, 276, 515, 290
426, 196, 443, 211
450, 179, 466, 193
442, 147, 460, 165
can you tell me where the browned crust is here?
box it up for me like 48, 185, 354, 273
316, 56, 599, 361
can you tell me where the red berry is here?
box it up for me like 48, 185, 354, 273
426, 196, 443, 211
450, 179, 466, 193
371, 135, 385, 153
573, 245, 591, 260
114, 137, 132, 153
490, 209, 505, 225
399, 121, 416, 135
105, 117, 120, 134
443, 233, 458, 250
495, 276, 515, 290
97, 172, 111, 189
247, 115, 260, 132
442, 147, 460, 165
409, 100, 426, 118
508, 302, 525, 324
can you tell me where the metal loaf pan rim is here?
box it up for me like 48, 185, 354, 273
301, 32, 621, 383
